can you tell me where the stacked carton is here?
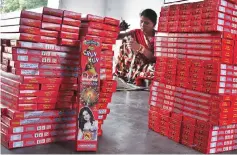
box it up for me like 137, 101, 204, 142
0, 8, 79, 149
149, 0, 237, 153
98, 17, 119, 136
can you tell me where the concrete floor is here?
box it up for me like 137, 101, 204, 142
1, 91, 237, 154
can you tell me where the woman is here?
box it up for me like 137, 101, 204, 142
114, 9, 157, 89
78, 107, 98, 140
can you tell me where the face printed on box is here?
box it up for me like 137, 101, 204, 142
78, 107, 98, 141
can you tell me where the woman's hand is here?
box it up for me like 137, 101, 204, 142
127, 39, 141, 52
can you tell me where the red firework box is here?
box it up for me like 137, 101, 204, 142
0, 18, 41, 28
81, 14, 104, 23
1, 115, 76, 127
101, 44, 113, 51
80, 22, 104, 30
0, 25, 40, 35
41, 22, 61, 32
42, 15, 62, 24
40, 36, 58, 44
10, 40, 78, 52
80, 28, 105, 37
40, 29, 59, 38
2, 128, 76, 142
1, 121, 76, 135
61, 25, 80, 33
0, 33, 40, 43
43, 7, 63, 17
4, 47, 79, 60
3, 108, 76, 119
103, 24, 120, 32
63, 10, 81, 20
1, 132, 75, 149
1, 10, 42, 20
2, 53, 80, 65
60, 31, 79, 40
104, 17, 120, 26
77, 36, 101, 152
62, 18, 81, 27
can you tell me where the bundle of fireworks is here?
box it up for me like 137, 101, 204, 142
158, 0, 237, 34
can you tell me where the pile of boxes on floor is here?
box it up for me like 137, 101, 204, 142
0, 7, 118, 151
149, 0, 237, 154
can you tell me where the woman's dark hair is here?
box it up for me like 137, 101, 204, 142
140, 9, 157, 26
78, 107, 95, 131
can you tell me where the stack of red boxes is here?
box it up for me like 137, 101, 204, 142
148, 107, 182, 143
76, 14, 104, 151
97, 17, 120, 136
60, 10, 81, 47
149, 0, 237, 153
0, 8, 79, 149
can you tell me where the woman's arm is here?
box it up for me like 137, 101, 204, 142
140, 46, 156, 63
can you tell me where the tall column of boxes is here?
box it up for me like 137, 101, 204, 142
97, 17, 120, 136
0, 8, 80, 149
149, 0, 237, 153
76, 14, 104, 151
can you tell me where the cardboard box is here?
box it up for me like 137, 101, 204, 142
1, 115, 77, 127
0, 33, 40, 42
59, 38, 80, 47
60, 31, 79, 40
1, 10, 42, 20
63, 10, 81, 20
103, 24, 119, 32
80, 28, 104, 37
0, 25, 40, 35
43, 15, 62, 24
43, 7, 63, 17
0, 83, 38, 97
104, 17, 120, 26
61, 25, 80, 33
0, 18, 41, 28
40, 29, 59, 38
63, 18, 81, 27
1, 77, 39, 89
80, 22, 104, 30
3, 128, 76, 142
1, 122, 77, 134
40, 36, 58, 44
4, 47, 79, 60
10, 41, 78, 52
77, 36, 101, 152
41, 22, 61, 31
81, 14, 104, 23
2, 133, 75, 149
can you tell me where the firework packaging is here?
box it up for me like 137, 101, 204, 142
0, 33, 40, 42
1, 10, 42, 20
1, 133, 75, 149
4, 47, 79, 60
41, 22, 61, 31
10, 41, 78, 52
63, 11, 81, 20
61, 25, 80, 33
43, 7, 63, 17
104, 17, 120, 26
63, 18, 81, 27
0, 18, 41, 28
59, 39, 80, 47
0, 25, 40, 35
42, 15, 62, 24
80, 22, 104, 30
81, 14, 104, 23
40, 29, 59, 38
77, 36, 101, 151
